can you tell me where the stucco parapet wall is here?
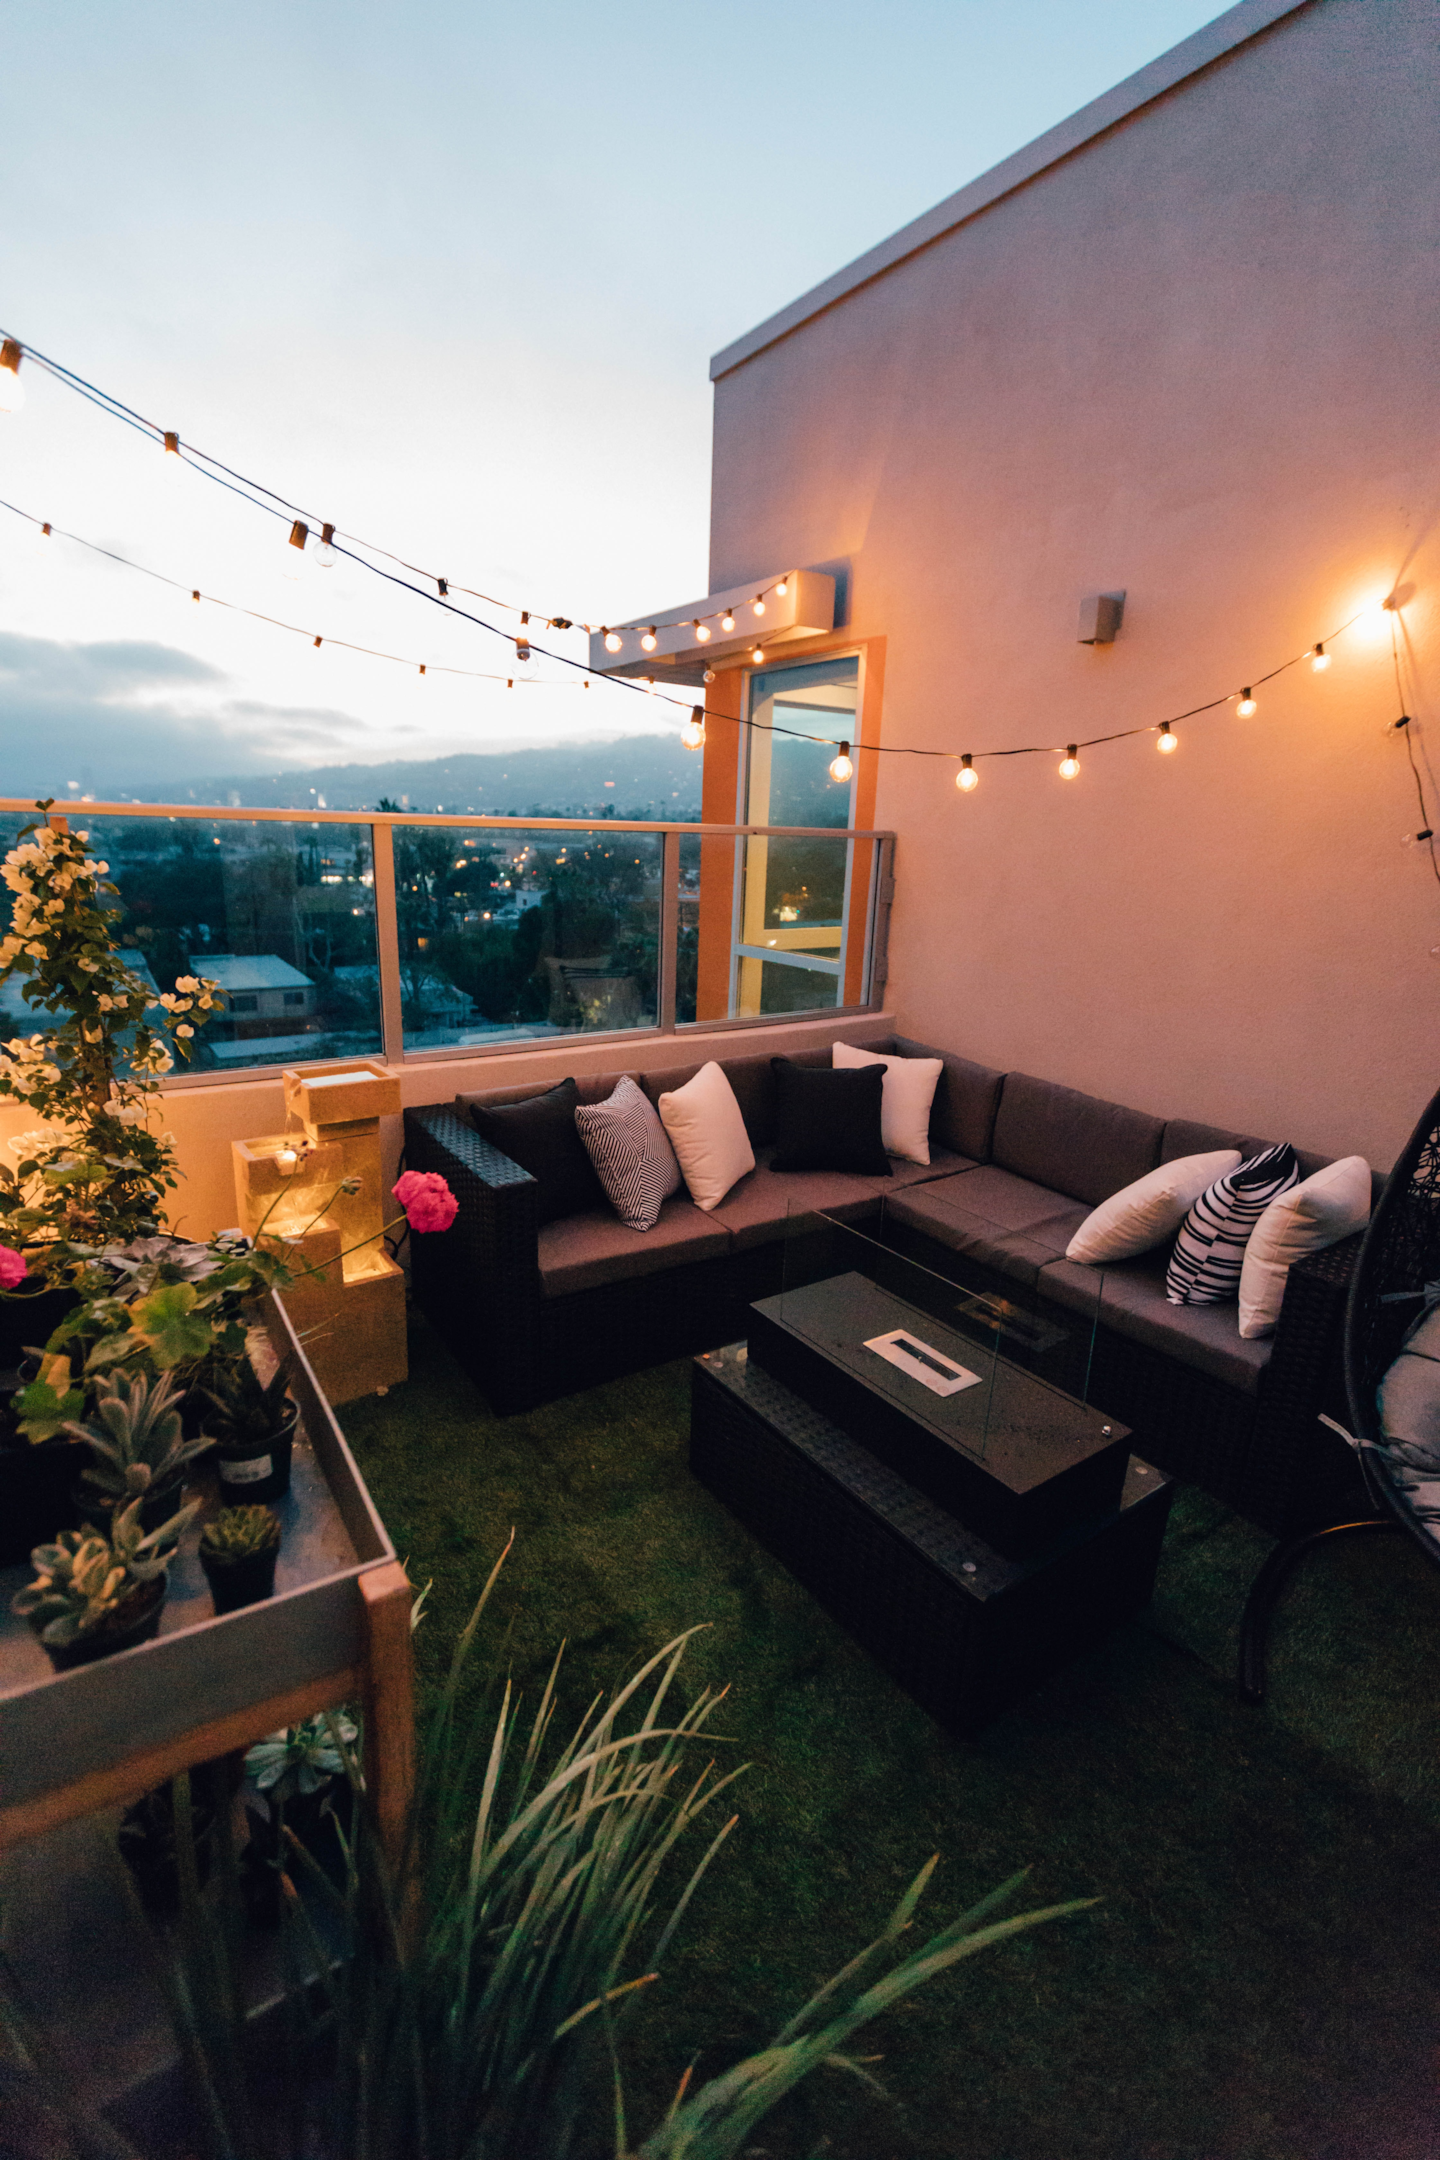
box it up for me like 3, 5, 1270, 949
709, 0, 1314, 381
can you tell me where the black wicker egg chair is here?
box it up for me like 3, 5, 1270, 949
1237, 1080, 1440, 1703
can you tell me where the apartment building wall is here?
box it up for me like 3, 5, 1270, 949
706, 0, 1440, 1169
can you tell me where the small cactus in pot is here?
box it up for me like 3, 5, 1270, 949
199, 1503, 282, 1614
64, 1368, 212, 1531
204, 1356, 298, 1503
12, 1490, 199, 1669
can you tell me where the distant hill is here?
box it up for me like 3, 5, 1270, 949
129, 736, 705, 818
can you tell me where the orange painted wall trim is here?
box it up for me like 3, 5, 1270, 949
696, 667, 744, 1020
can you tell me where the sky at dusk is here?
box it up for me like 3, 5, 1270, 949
0, 0, 1225, 797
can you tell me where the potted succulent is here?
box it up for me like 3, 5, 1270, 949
242, 1709, 360, 1922
199, 1504, 283, 1614
204, 1356, 299, 1502
64, 1367, 212, 1532
12, 1489, 199, 1671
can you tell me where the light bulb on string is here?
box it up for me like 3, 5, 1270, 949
1236, 688, 1257, 717
312, 521, 337, 570
1058, 745, 1080, 779
695, 621, 711, 642
682, 707, 706, 751
1157, 722, 1178, 754
751, 644, 765, 666
721, 611, 736, 633
703, 668, 716, 684
516, 612, 532, 662
776, 579, 788, 597
1310, 643, 1330, 672
956, 754, 978, 792
603, 629, 622, 654
34, 520, 51, 555
641, 626, 658, 652
0, 341, 25, 412
752, 597, 765, 617
829, 741, 854, 783
163, 430, 183, 471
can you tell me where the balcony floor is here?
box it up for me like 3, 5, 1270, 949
339, 1314, 1440, 2160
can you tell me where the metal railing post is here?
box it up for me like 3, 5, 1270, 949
369, 822, 406, 1066
658, 828, 680, 1034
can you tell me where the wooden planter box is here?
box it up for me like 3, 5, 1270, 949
0, 1294, 413, 1858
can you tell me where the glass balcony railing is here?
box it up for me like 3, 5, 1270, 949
0, 800, 894, 1082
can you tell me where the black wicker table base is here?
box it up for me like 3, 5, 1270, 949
691, 1343, 1174, 1738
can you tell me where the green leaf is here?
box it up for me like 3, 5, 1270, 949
132, 1281, 213, 1369
16, 1378, 85, 1444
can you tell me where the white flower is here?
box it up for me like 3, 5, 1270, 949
174, 975, 200, 993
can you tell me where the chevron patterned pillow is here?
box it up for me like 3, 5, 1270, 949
1165, 1143, 1300, 1306
575, 1075, 682, 1232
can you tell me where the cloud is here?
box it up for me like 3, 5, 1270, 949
0, 632, 376, 794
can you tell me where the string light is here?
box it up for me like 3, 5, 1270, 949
1157, 721, 1178, 753
752, 597, 765, 617
313, 521, 337, 570
829, 741, 854, 783
288, 520, 309, 552
516, 611, 532, 661
163, 430, 182, 467
776, 578, 788, 596
1059, 745, 1081, 779
1236, 687, 1257, 717
751, 644, 765, 665
695, 620, 711, 642
1311, 643, 1330, 672
641, 626, 658, 652
0, 340, 25, 412
956, 754, 978, 792
721, 612, 736, 633
603, 628, 622, 653
683, 707, 706, 751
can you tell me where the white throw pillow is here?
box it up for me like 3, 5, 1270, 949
657, 1061, 755, 1212
1378, 1304, 1440, 1463
1065, 1151, 1242, 1266
1237, 1155, 1372, 1340
832, 1041, 942, 1166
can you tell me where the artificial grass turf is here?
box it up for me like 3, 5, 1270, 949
342, 1313, 1440, 2160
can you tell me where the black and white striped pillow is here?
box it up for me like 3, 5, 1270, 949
575, 1075, 681, 1232
1165, 1144, 1300, 1306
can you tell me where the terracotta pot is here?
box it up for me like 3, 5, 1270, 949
201, 1544, 279, 1614
216, 1401, 298, 1504
38, 1577, 166, 1673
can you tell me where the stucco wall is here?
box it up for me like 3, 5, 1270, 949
707, 0, 1439, 1170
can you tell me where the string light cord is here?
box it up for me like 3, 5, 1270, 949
0, 498, 596, 690
0, 330, 793, 641
1390, 615, 1440, 890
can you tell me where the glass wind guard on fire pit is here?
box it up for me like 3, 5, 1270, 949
766, 1204, 1122, 1567
773, 1204, 1004, 1466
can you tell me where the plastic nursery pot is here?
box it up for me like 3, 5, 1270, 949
216, 1401, 298, 1505
200, 1544, 279, 1615
0, 1435, 81, 1568
37, 1578, 166, 1674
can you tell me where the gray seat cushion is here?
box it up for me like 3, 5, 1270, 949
457, 1072, 625, 1123
892, 1037, 1005, 1162
887, 1167, 1088, 1288
704, 1141, 969, 1253
538, 1196, 730, 1298
992, 1073, 1163, 1207
1038, 1255, 1272, 1395
1160, 1116, 1333, 1186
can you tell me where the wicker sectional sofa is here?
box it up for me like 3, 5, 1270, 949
403, 1035, 1374, 1537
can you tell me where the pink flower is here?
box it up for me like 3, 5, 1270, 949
392, 1170, 458, 1235
0, 1246, 27, 1291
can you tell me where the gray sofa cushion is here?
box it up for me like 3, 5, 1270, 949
992, 1073, 1164, 1207
892, 1038, 1004, 1161
1038, 1255, 1272, 1396
538, 1195, 730, 1298
1161, 1116, 1333, 1187
887, 1168, 1089, 1289
705, 1141, 966, 1254
640, 1056, 780, 1145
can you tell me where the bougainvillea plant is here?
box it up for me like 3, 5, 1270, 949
0, 805, 219, 1273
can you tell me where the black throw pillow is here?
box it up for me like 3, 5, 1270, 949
770, 1058, 891, 1176
469, 1079, 609, 1225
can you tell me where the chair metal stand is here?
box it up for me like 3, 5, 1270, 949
1237, 1516, 1399, 1704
